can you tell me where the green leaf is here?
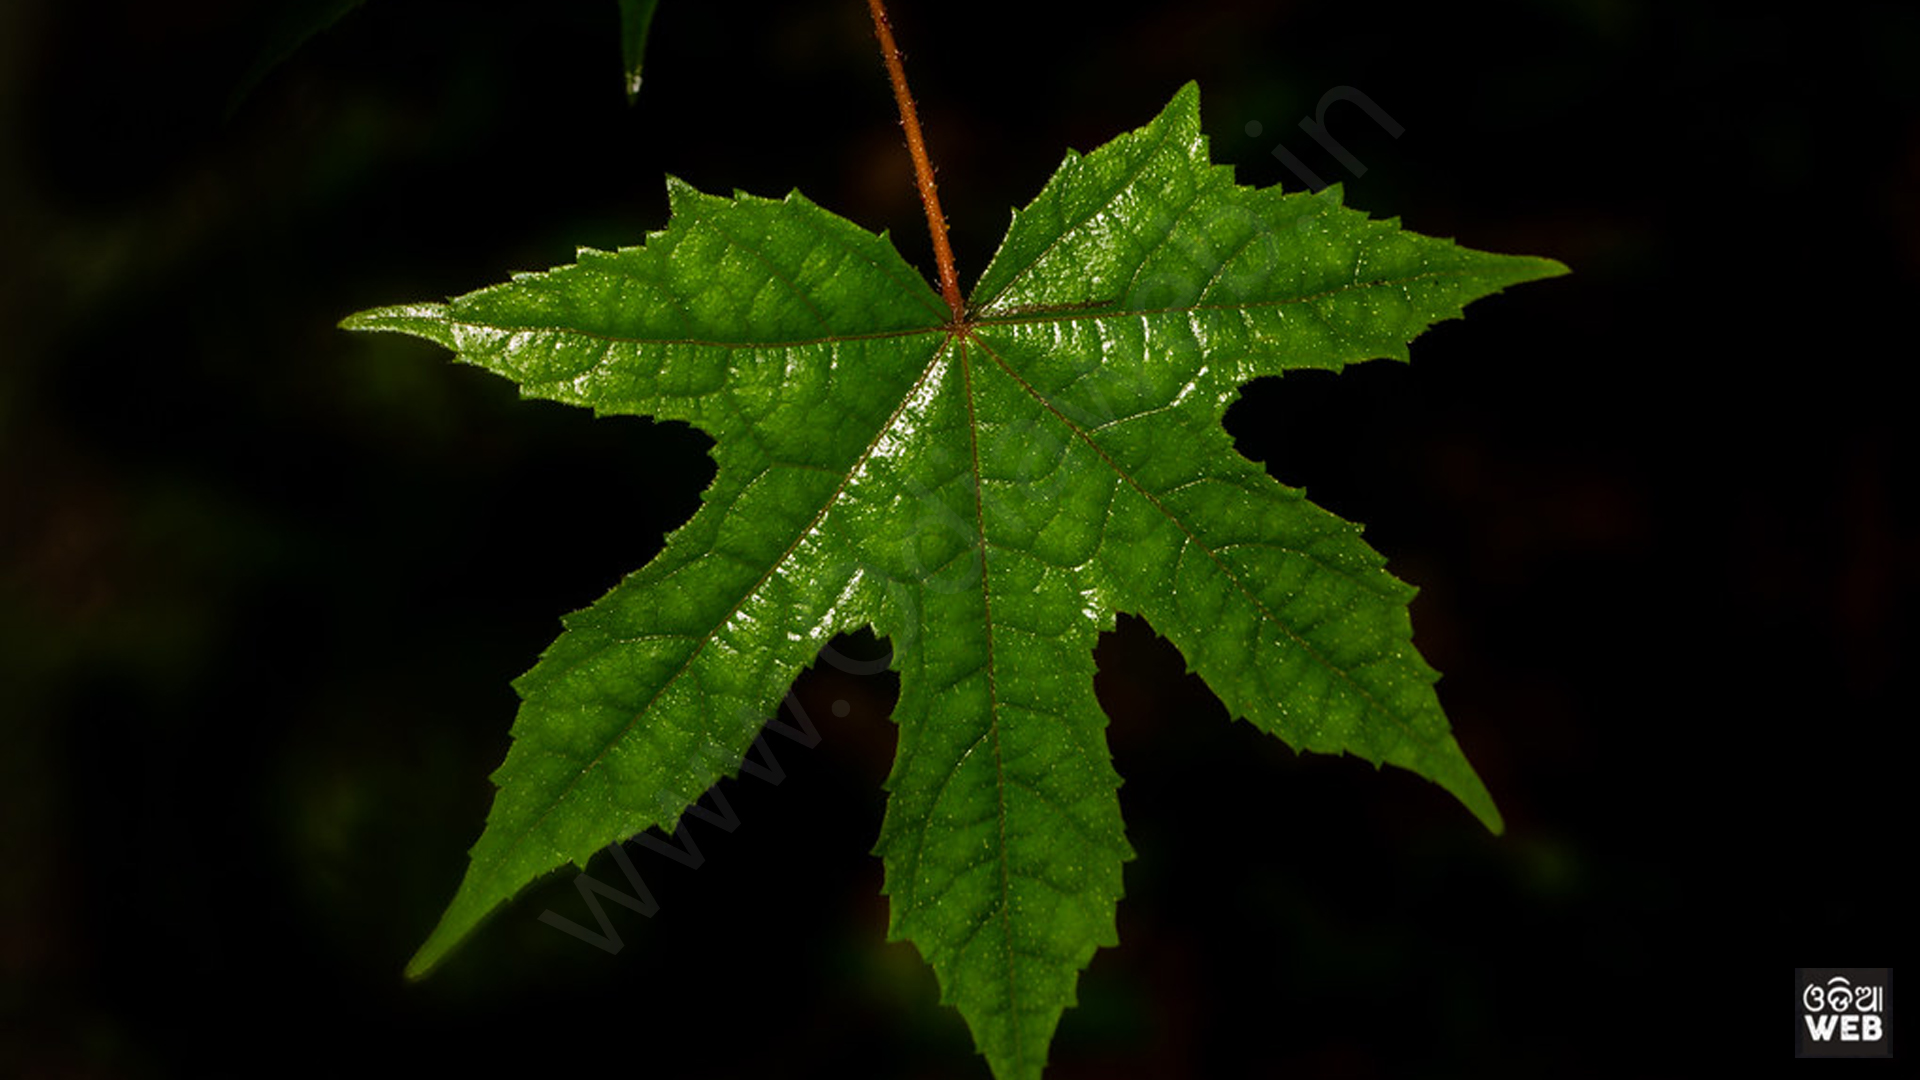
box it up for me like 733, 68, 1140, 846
618, 0, 660, 103
345, 82, 1563, 1079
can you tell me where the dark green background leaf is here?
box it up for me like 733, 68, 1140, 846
226, 0, 370, 117
618, 0, 659, 102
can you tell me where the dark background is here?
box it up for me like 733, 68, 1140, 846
3, 0, 1910, 1075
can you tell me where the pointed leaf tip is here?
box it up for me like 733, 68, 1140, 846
340, 302, 456, 349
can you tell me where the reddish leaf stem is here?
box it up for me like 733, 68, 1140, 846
866, 0, 965, 323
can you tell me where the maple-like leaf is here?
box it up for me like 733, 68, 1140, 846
345, 83, 1564, 1079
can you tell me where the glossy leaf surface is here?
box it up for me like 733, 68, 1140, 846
345, 83, 1564, 1080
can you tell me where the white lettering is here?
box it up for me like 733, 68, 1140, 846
1863, 1015, 1882, 1041
1805, 1013, 1840, 1040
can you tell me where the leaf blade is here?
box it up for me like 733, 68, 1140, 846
350, 84, 1563, 1077
868, 338, 1131, 1080
962, 83, 1562, 836
350, 181, 949, 977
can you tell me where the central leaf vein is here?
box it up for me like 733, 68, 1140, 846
958, 331, 1026, 1073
